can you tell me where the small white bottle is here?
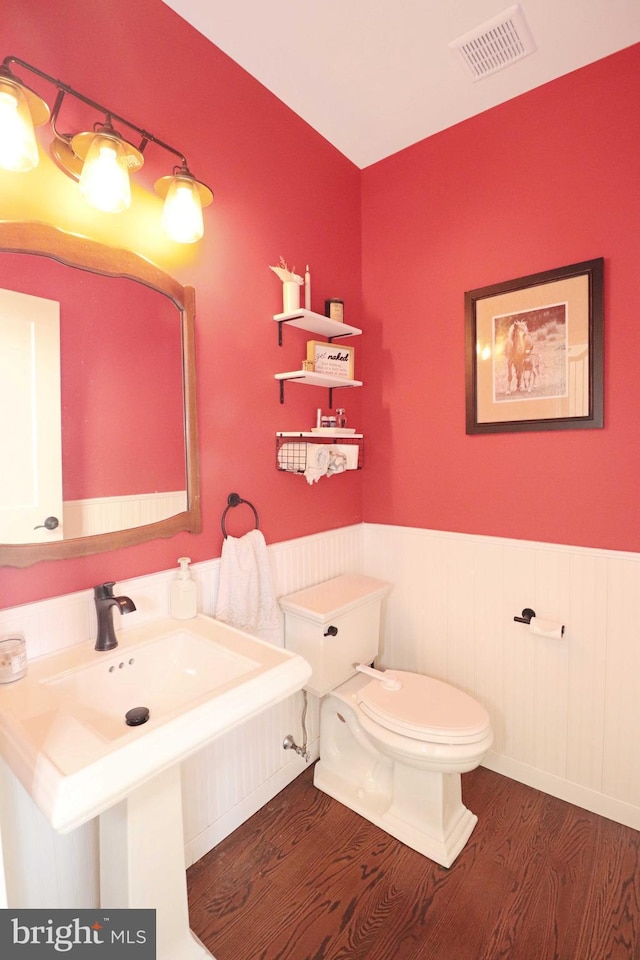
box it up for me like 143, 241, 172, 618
170, 557, 197, 619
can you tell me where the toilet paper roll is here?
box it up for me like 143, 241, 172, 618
529, 617, 565, 640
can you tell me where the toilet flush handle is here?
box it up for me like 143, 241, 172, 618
355, 663, 402, 691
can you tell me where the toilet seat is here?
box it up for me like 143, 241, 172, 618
356, 670, 491, 744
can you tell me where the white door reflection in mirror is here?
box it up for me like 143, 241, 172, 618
0, 288, 63, 543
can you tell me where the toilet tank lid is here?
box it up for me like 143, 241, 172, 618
279, 574, 391, 623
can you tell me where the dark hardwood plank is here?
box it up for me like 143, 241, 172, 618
187, 765, 640, 960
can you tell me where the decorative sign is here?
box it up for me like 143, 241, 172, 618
306, 340, 354, 380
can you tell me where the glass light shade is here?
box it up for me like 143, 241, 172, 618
0, 82, 40, 172
161, 176, 204, 244
79, 134, 131, 213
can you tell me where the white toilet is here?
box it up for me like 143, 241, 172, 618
280, 574, 493, 868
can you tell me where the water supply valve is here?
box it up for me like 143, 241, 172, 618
282, 734, 310, 762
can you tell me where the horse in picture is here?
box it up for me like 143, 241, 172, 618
504, 319, 534, 394
521, 350, 543, 391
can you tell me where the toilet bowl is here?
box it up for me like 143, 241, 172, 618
280, 574, 494, 868
354, 668, 493, 771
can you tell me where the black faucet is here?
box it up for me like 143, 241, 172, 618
94, 581, 136, 651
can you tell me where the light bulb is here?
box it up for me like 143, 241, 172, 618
79, 134, 131, 212
161, 177, 204, 244
0, 85, 39, 172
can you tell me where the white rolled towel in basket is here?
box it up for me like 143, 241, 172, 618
330, 443, 359, 470
304, 443, 330, 484
326, 447, 348, 475
277, 443, 301, 472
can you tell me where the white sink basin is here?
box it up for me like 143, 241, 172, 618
42, 626, 260, 742
0, 614, 311, 833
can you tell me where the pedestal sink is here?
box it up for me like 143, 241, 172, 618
0, 614, 312, 959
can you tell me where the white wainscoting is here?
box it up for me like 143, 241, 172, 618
362, 523, 640, 831
1, 521, 638, 910
63, 490, 187, 538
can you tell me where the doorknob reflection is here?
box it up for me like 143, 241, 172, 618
34, 516, 59, 531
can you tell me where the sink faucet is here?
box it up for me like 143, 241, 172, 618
94, 582, 136, 651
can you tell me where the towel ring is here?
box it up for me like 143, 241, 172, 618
221, 493, 260, 539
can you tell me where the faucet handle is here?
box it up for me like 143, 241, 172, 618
94, 581, 116, 599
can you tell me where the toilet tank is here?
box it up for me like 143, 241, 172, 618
280, 574, 391, 696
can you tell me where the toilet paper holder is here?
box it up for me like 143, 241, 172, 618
514, 607, 536, 625
513, 607, 565, 637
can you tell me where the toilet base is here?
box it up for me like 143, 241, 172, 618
314, 683, 482, 868
314, 760, 477, 869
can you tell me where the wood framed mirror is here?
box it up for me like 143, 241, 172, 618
0, 221, 201, 567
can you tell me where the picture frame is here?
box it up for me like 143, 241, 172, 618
465, 258, 604, 434
306, 340, 355, 380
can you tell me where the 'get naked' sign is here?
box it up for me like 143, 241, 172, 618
306, 340, 355, 380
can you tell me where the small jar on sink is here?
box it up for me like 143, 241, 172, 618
0, 635, 27, 683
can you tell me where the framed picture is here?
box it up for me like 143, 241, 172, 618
306, 340, 355, 380
465, 258, 604, 434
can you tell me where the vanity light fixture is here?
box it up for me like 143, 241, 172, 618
0, 65, 49, 171
155, 162, 213, 245
0, 55, 213, 243
72, 118, 144, 214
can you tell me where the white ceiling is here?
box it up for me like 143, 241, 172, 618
163, 1, 640, 168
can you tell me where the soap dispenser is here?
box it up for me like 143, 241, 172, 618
170, 557, 197, 619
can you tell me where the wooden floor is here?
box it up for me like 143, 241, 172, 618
187, 764, 640, 960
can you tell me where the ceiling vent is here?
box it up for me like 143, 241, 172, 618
449, 4, 536, 81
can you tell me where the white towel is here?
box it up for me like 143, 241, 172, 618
304, 444, 330, 485
214, 529, 282, 646
330, 443, 359, 470
277, 442, 302, 472
326, 447, 348, 476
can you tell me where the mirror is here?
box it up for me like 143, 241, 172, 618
0, 222, 201, 567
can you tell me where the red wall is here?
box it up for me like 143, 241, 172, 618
2, 2, 638, 609
361, 43, 640, 553
1, 0, 363, 607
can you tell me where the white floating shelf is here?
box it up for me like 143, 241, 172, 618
277, 431, 363, 438
274, 309, 361, 340
275, 370, 363, 388
274, 369, 362, 403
